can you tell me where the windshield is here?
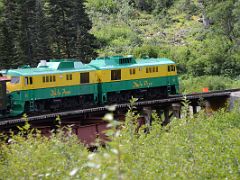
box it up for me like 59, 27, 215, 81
10, 76, 20, 84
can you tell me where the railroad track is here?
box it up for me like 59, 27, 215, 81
0, 88, 239, 128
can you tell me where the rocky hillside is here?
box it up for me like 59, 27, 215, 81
86, 0, 240, 77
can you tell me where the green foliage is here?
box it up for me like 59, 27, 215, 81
180, 75, 240, 93
85, 0, 118, 13
85, 0, 240, 78
132, 0, 174, 13
0, 0, 98, 68
0, 130, 89, 179
1, 104, 240, 179
93, 24, 141, 55
133, 45, 159, 58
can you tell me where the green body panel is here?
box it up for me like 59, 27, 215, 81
9, 83, 98, 116
98, 76, 179, 103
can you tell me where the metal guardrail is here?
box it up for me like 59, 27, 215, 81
0, 88, 240, 127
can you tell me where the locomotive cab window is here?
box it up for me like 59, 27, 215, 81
111, 69, 121, 81
11, 76, 20, 84
80, 72, 89, 84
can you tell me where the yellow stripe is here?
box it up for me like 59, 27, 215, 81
7, 71, 99, 92
98, 65, 177, 83
7, 65, 177, 92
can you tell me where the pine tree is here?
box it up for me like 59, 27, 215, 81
47, 0, 98, 62
72, 0, 98, 62
0, 0, 18, 68
34, 0, 51, 61
17, 0, 51, 65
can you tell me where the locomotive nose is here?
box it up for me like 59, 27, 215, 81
6, 76, 21, 93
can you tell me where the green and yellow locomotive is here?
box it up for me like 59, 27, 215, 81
6, 60, 99, 116
0, 55, 179, 117
90, 55, 178, 104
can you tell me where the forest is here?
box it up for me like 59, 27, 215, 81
0, 0, 240, 78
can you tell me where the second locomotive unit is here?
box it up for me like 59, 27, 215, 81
0, 55, 179, 117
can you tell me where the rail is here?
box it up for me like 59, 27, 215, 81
0, 88, 239, 127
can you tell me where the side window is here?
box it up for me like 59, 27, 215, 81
130, 69, 136, 75
156, 67, 158, 72
53, 76, 56, 82
25, 77, 33, 85
29, 77, 33, 85
111, 70, 121, 80
50, 76, 52, 82
168, 65, 176, 72
46, 76, 49, 82
66, 74, 72, 80
80, 72, 89, 84
25, 77, 28, 85
43, 76, 45, 83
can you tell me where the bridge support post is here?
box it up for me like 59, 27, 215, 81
192, 105, 197, 114
205, 100, 213, 116
142, 107, 152, 132
162, 107, 170, 125
172, 103, 181, 118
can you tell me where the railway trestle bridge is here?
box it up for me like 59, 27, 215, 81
0, 88, 239, 145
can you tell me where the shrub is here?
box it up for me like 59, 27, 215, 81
85, 0, 118, 13
133, 45, 159, 58
180, 75, 240, 93
1, 103, 240, 179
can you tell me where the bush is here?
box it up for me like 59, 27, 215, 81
133, 45, 159, 58
85, 0, 118, 13
93, 25, 140, 48
1, 103, 240, 179
0, 129, 89, 179
180, 75, 240, 93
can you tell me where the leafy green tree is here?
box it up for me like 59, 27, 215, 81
205, 0, 239, 42
132, 0, 174, 12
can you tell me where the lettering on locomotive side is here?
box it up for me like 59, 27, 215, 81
133, 80, 153, 88
133, 81, 142, 88
51, 88, 71, 97
62, 89, 71, 95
